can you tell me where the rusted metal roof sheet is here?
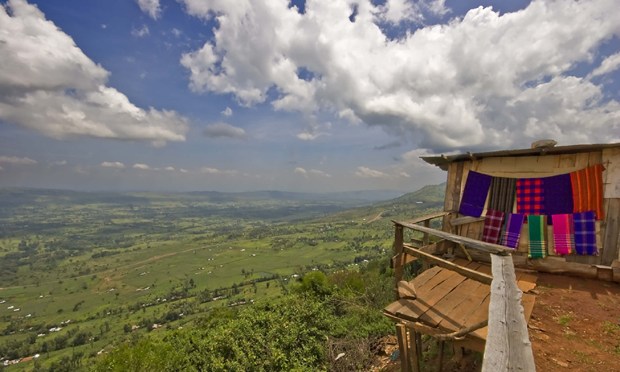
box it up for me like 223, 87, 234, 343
421, 143, 620, 170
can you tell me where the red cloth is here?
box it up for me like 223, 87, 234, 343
516, 178, 544, 215
570, 164, 605, 220
482, 209, 505, 244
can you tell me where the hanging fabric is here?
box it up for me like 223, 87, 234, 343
543, 173, 573, 218
482, 209, 505, 244
551, 214, 574, 255
573, 211, 598, 255
570, 164, 605, 220
527, 215, 547, 259
501, 213, 525, 249
488, 177, 517, 214
458, 170, 492, 217
516, 178, 544, 215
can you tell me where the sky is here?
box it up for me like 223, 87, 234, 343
0, 0, 619, 193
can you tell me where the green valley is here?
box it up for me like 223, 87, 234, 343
0, 185, 444, 371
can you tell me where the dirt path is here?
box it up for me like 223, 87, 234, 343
367, 210, 384, 223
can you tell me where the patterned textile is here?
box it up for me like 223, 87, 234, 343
543, 174, 573, 218
482, 209, 505, 244
528, 215, 547, 259
488, 177, 517, 214
573, 211, 597, 255
501, 213, 525, 249
551, 214, 574, 255
459, 171, 492, 217
517, 178, 544, 215
571, 164, 605, 220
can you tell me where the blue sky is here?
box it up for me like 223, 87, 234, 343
0, 0, 619, 192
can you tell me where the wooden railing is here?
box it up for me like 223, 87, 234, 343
392, 214, 536, 372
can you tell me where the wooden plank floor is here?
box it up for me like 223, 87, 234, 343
384, 258, 538, 343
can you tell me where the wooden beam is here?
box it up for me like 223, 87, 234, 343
403, 245, 493, 284
396, 323, 411, 372
482, 255, 535, 372
449, 216, 485, 227
395, 221, 513, 256
398, 280, 417, 299
406, 211, 450, 225
394, 224, 405, 300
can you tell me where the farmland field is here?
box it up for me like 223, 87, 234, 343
0, 185, 444, 370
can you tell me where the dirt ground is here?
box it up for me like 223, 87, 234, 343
373, 272, 620, 371
529, 272, 620, 371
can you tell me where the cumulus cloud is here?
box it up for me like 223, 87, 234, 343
590, 52, 620, 78
180, 0, 620, 152
203, 122, 246, 139
164, 166, 175, 171
131, 24, 150, 38
294, 167, 331, 177
221, 107, 233, 116
0, 0, 187, 144
52, 160, 67, 166
101, 161, 125, 169
0, 155, 37, 165
200, 167, 238, 175
137, 0, 161, 20
133, 163, 150, 170
355, 166, 388, 178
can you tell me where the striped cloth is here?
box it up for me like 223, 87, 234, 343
517, 178, 544, 215
459, 171, 492, 217
573, 211, 597, 255
528, 215, 547, 259
551, 214, 574, 255
543, 173, 573, 218
488, 177, 517, 214
482, 209, 505, 244
571, 164, 605, 220
501, 213, 525, 249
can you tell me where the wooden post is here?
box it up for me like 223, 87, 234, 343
482, 254, 536, 371
437, 341, 445, 372
396, 323, 411, 372
394, 224, 405, 300
408, 328, 421, 372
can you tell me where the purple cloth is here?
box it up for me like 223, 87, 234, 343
501, 213, 525, 249
573, 211, 597, 255
543, 173, 573, 221
459, 171, 492, 217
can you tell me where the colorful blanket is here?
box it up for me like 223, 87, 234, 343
459, 171, 492, 217
573, 211, 597, 255
501, 213, 525, 249
528, 215, 547, 259
482, 209, 505, 244
571, 164, 605, 220
517, 178, 544, 215
551, 214, 574, 255
488, 177, 517, 214
543, 174, 573, 218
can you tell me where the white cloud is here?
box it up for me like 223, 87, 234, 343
203, 122, 246, 139
52, 160, 67, 166
164, 166, 175, 171
200, 167, 238, 175
137, 0, 161, 20
179, 168, 189, 173
0, 0, 187, 145
296, 132, 321, 141
221, 107, 233, 116
355, 166, 388, 178
590, 52, 620, 78
294, 166, 331, 178
400, 171, 410, 178
133, 163, 151, 170
0, 156, 37, 165
131, 24, 150, 38
101, 161, 125, 169
171, 28, 182, 38
180, 0, 620, 152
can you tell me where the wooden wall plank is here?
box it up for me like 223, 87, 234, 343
603, 148, 620, 198
602, 198, 620, 265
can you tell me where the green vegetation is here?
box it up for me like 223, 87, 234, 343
0, 185, 444, 370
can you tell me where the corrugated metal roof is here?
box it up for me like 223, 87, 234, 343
421, 142, 620, 171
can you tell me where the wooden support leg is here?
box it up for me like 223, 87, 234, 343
396, 323, 410, 372
437, 341, 445, 372
408, 328, 421, 372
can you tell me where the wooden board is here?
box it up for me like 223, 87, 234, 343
603, 148, 620, 198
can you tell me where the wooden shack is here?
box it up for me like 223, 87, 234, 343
422, 142, 620, 274
383, 142, 620, 372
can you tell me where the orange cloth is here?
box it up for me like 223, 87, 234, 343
570, 164, 605, 220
